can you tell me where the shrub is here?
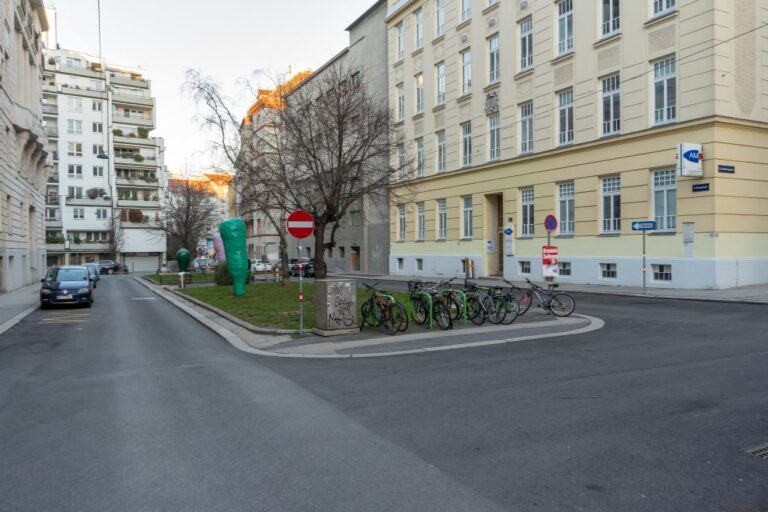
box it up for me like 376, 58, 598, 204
86, 188, 99, 199
120, 209, 128, 221
46, 235, 65, 244
214, 262, 233, 286
112, 129, 123, 136
73, 236, 82, 244
132, 154, 145, 162
137, 127, 149, 139
128, 209, 144, 223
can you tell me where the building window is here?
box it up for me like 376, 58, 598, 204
67, 97, 82, 113
396, 83, 405, 121
521, 187, 534, 236
416, 258, 424, 271
73, 208, 85, 220
435, 61, 446, 104
461, 122, 472, 167
67, 120, 82, 135
437, 199, 447, 239
397, 143, 406, 179
67, 164, 83, 178
436, 130, 446, 172
488, 34, 500, 83
93, 166, 103, 177
92, 100, 102, 112
520, 261, 531, 274
415, 137, 424, 176
653, 56, 676, 125
520, 102, 534, 154
601, 74, 621, 135
558, 181, 575, 234
519, 18, 533, 71
417, 202, 425, 240
415, 8, 424, 49
461, 49, 472, 95
653, 169, 676, 231
415, 73, 424, 113
602, 176, 621, 233
559, 262, 572, 276
557, 0, 573, 55
488, 113, 500, 161
600, 263, 617, 279
92, 144, 104, 155
92, 122, 103, 133
460, 0, 471, 22
396, 22, 404, 60
557, 89, 574, 145
67, 142, 82, 157
68, 186, 83, 199
653, 0, 676, 17
398, 205, 406, 241
462, 196, 473, 239
339, 246, 346, 259
397, 257, 404, 270
602, 0, 620, 36
653, 264, 672, 281
95, 208, 108, 219
436, 0, 445, 36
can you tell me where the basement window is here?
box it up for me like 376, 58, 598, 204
520, 261, 531, 274
653, 264, 672, 281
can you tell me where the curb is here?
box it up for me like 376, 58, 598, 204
0, 303, 40, 336
134, 276, 605, 359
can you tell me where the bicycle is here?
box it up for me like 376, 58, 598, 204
517, 278, 576, 317
490, 280, 521, 325
360, 282, 409, 335
408, 280, 453, 330
463, 280, 507, 325
441, 278, 469, 325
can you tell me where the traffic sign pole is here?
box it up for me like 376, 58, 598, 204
642, 230, 646, 292
299, 242, 304, 334
631, 220, 656, 293
287, 210, 315, 335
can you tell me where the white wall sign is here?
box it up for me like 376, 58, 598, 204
486, 239, 496, 254
678, 143, 703, 177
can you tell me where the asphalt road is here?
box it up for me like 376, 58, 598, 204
0, 276, 766, 511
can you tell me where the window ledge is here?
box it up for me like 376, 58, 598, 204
645, 10, 678, 28
514, 68, 534, 80
415, 239, 425, 243
456, 19, 472, 31
412, 112, 424, 120
460, 237, 473, 241
653, 120, 677, 128
411, 47, 424, 58
599, 232, 621, 237
432, 34, 445, 45
593, 32, 621, 49
650, 231, 676, 236
550, 51, 574, 66
392, 120, 405, 127
600, 132, 621, 140
482, 2, 500, 15
457, 92, 472, 104
393, 58, 404, 68
518, 235, 534, 240
432, 103, 446, 112
436, 238, 447, 242
555, 234, 574, 239
483, 81, 501, 93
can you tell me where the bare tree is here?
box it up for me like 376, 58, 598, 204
186, 64, 410, 280
159, 179, 218, 256
105, 212, 124, 262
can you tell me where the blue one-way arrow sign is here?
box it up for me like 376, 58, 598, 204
632, 221, 657, 231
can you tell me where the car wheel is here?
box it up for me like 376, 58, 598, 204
40, 302, 47, 310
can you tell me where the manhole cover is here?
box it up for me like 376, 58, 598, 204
744, 442, 768, 460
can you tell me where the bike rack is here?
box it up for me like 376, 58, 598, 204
445, 289, 468, 327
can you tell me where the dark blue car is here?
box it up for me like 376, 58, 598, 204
40, 266, 94, 308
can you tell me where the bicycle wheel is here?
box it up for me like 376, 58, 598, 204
433, 301, 453, 330
466, 296, 485, 325
360, 301, 372, 327
486, 295, 506, 325
446, 294, 463, 321
500, 296, 520, 325
550, 293, 575, 317
394, 302, 409, 332
380, 304, 404, 335
411, 297, 428, 325
517, 291, 533, 315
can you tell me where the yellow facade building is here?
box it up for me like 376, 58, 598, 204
385, 0, 768, 289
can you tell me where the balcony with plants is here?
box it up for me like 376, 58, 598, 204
116, 189, 160, 208
119, 208, 161, 228
112, 127, 155, 146
115, 168, 159, 187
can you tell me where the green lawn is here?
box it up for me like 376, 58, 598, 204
144, 273, 215, 285
178, 282, 411, 331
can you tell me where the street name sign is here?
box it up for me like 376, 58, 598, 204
287, 210, 315, 239
632, 221, 657, 231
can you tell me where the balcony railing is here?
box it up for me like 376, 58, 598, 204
44, 126, 58, 138
43, 105, 58, 115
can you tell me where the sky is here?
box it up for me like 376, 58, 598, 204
47, 0, 376, 173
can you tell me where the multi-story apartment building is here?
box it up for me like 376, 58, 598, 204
42, 48, 167, 272
386, 0, 768, 289
0, 0, 50, 292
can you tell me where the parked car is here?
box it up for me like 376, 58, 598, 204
193, 258, 217, 272
96, 260, 120, 274
84, 263, 100, 288
250, 261, 273, 272
40, 266, 93, 308
289, 258, 314, 277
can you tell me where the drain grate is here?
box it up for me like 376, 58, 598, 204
744, 442, 768, 460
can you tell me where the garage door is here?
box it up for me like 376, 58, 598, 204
124, 255, 160, 273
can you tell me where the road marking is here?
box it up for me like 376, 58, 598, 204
131, 297, 159, 301
39, 312, 91, 325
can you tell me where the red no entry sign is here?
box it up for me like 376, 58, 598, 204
287, 210, 315, 239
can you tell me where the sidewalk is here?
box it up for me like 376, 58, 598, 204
0, 283, 41, 336
328, 272, 768, 305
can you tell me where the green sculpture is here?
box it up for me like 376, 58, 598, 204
219, 217, 248, 297
176, 248, 191, 273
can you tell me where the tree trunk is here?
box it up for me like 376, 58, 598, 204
278, 235, 289, 287
313, 222, 328, 279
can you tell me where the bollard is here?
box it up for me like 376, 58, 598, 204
464, 258, 475, 279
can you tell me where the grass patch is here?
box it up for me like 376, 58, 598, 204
144, 273, 215, 285
178, 282, 411, 331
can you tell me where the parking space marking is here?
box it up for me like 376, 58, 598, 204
39, 312, 91, 325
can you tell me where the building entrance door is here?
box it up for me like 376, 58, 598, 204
351, 246, 361, 271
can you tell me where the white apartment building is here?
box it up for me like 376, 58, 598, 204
42, 48, 166, 272
0, 0, 50, 292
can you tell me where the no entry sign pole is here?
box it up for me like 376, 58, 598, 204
632, 221, 657, 292
287, 210, 315, 334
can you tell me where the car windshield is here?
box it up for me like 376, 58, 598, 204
48, 269, 88, 281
